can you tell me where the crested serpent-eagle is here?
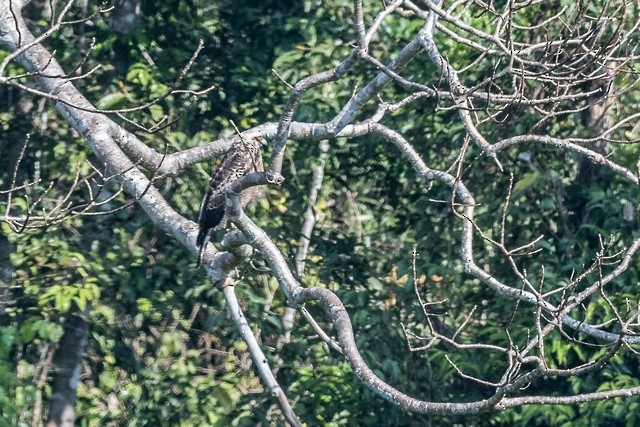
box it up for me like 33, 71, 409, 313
196, 135, 265, 267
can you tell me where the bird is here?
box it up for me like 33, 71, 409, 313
196, 135, 265, 267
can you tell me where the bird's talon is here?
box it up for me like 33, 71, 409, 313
266, 171, 284, 184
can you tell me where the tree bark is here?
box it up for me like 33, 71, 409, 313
45, 308, 89, 427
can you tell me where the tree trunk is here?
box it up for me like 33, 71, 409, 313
45, 307, 89, 427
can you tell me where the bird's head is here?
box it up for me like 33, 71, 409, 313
237, 134, 267, 153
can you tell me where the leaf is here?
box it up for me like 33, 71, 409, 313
514, 171, 543, 192
149, 104, 165, 122
126, 63, 152, 86
272, 49, 305, 70
96, 92, 127, 109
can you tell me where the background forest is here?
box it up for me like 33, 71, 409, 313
2, 0, 640, 426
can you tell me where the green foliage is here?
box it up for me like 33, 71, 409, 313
1, 0, 640, 426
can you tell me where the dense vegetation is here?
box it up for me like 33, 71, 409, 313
1, 0, 640, 425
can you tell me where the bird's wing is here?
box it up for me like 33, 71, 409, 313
207, 149, 250, 207
197, 148, 249, 235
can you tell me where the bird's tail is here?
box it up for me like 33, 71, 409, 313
196, 228, 207, 247
196, 229, 208, 268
